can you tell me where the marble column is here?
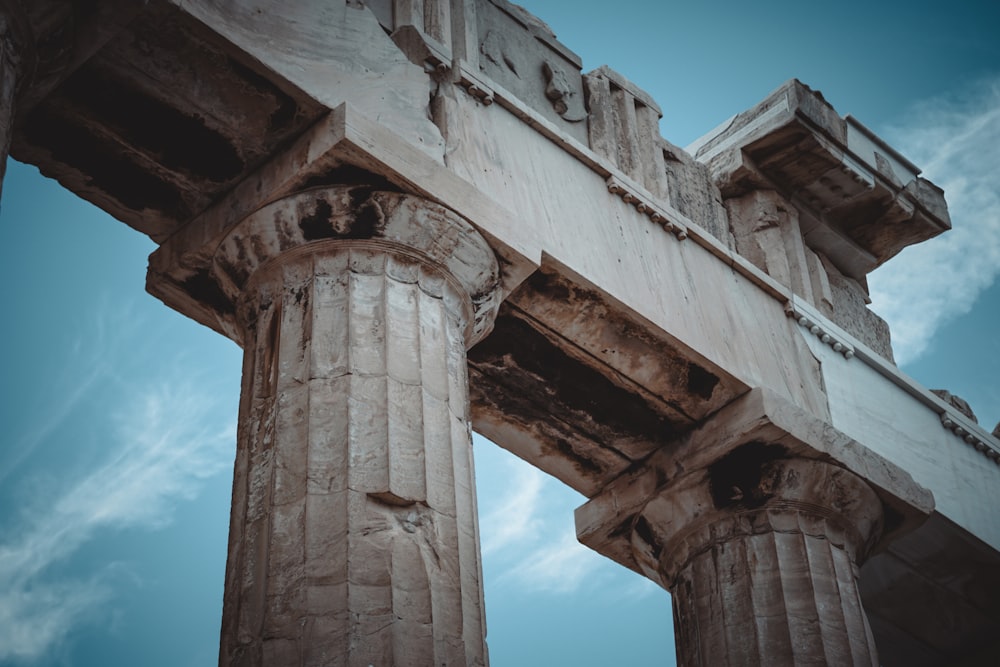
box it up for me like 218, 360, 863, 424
212, 186, 500, 667
630, 449, 883, 667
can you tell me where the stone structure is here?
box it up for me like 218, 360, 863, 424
3, 1, 999, 665
215, 187, 498, 665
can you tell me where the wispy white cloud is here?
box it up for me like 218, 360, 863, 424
0, 380, 233, 663
477, 449, 621, 596
0, 578, 111, 664
507, 528, 605, 594
869, 76, 1000, 364
0, 297, 147, 485
480, 460, 544, 556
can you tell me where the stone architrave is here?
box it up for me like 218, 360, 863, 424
211, 186, 500, 667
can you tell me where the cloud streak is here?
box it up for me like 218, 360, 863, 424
480, 460, 544, 556
477, 448, 615, 596
869, 76, 1000, 365
0, 379, 233, 663
0, 297, 147, 485
507, 527, 605, 594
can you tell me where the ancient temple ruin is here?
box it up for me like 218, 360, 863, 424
2, 0, 998, 664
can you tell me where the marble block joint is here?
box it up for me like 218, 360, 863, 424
213, 186, 500, 666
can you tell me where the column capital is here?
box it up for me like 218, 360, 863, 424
630, 453, 882, 587
577, 389, 934, 665
577, 387, 934, 588
210, 185, 501, 347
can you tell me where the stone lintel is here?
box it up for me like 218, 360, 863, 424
687, 79, 950, 278
576, 386, 934, 584
146, 102, 541, 341
468, 259, 750, 497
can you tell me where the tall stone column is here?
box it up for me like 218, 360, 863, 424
212, 186, 500, 667
631, 449, 883, 666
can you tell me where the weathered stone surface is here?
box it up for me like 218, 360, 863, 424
0, 0, 79, 196
475, 0, 587, 141
0, 10, 20, 195
5, 2, 1000, 666
659, 139, 733, 246
659, 458, 882, 666
724, 187, 895, 360
577, 389, 934, 666
584, 65, 665, 195
931, 389, 978, 423
819, 254, 895, 362
691, 79, 950, 273
215, 187, 497, 666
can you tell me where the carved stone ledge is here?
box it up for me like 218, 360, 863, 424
689, 79, 950, 278
785, 301, 855, 359
457, 61, 495, 105
606, 174, 688, 239
940, 413, 1000, 465
388, 0, 452, 71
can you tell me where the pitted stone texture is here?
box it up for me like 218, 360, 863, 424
931, 389, 978, 423
222, 247, 488, 667
213, 186, 501, 348
670, 518, 878, 667
217, 189, 497, 667
725, 189, 894, 361
630, 453, 883, 667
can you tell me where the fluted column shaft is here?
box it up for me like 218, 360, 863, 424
630, 451, 884, 667
670, 508, 878, 666
214, 187, 499, 667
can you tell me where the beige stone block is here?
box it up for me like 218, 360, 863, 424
310, 273, 351, 379
267, 499, 305, 587
347, 374, 389, 492
262, 638, 300, 666
418, 289, 449, 400
304, 491, 348, 580
273, 384, 309, 506
386, 276, 422, 384
423, 391, 457, 514
349, 523, 392, 588
348, 271, 387, 375
306, 377, 350, 495
305, 582, 349, 617
301, 614, 349, 667
387, 377, 426, 502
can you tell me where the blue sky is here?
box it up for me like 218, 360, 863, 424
1, 1, 998, 665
